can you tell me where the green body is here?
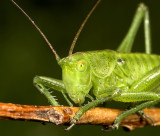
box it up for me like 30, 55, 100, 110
27, 1, 160, 130
60, 50, 160, 103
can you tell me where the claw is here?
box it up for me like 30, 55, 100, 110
102, 123, 120, 131
65, 118, 77, 131
65, 123, 75, 131
137, 110, 155, 125
108, 123, 120, 130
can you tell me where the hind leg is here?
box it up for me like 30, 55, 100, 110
117, 3, 151, 54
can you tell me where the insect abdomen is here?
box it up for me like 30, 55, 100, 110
114, 53, 160, 86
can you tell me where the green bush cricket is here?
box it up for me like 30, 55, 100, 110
11, 0, 160, 130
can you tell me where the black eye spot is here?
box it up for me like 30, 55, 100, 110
118, 58, 125, 64
80, 64, 84, 67
118, 58, 122, 62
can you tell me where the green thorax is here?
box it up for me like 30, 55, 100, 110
83, 50, 160, 97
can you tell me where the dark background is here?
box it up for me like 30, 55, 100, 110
1, 0, 160, 136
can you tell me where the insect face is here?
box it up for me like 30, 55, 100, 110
60, 53, 92, 104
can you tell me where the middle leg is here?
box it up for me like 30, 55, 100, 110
110, 65, 160, 129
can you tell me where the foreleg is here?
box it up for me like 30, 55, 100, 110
33, 76, 73, 106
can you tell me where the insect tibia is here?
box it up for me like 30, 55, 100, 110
33, 76, 60, 106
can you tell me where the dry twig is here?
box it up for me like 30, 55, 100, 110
0, 102, 160, 130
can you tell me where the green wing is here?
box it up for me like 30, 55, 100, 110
83, 50, 117, 78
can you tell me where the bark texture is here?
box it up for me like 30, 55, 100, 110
0, 102, 160, 130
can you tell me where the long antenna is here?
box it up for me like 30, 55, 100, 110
68, 0, 101, 57
11, 0, 60, 60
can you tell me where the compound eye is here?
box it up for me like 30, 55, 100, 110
77, 60, 87, 72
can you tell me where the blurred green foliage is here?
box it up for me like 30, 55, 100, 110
1, 0, 160, 136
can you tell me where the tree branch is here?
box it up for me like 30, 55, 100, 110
0, 102, 160, 130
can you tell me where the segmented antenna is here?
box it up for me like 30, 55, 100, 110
68, 0, 101, 57
11, 0, 60, 60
